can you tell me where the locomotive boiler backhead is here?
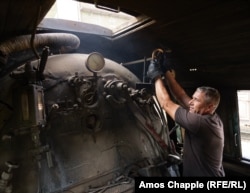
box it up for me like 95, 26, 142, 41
0, 51, 181, 193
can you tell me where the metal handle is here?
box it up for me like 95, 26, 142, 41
95, 0, 120, 13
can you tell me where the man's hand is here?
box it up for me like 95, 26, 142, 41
161, 52, 174, 73
147, 58, 163, 82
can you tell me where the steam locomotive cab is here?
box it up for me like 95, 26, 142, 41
1, 0, 250, 192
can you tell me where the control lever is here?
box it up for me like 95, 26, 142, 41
37, 46, 50, 80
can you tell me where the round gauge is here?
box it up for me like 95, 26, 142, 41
86, 52, 105, 72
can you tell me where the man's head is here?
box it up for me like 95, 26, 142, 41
188, 86, 220, 115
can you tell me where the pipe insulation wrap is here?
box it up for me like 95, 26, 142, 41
0, 33, 80, 57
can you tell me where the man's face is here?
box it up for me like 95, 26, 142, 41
188, 90, 211, 114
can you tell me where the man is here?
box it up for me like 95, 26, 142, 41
147, 49, 225, 177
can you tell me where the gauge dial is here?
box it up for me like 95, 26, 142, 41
86, 52, 105, 72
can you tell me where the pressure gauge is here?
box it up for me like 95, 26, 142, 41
86, 52, 105, 73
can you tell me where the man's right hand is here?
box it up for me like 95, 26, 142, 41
146, 58, 163, 82
147, 49, 165, 82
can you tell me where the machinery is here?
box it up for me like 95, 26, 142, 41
0, 35, 182, 192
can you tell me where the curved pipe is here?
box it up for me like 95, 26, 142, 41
0, 33, 80, 57
0, 33, 80, 77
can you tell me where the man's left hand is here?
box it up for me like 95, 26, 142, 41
161, 52, 174, 73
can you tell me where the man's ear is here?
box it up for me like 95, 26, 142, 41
207, 103, 216, 113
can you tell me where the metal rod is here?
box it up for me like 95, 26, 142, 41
121, 57, 152, 66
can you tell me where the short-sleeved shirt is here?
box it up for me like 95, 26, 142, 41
175, 106, 225, 177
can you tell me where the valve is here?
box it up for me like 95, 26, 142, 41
104, 80, 129, 106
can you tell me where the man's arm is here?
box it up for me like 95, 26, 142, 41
164, 71, 191, 109
154, 76, 180, 120
146, 49, 187, 119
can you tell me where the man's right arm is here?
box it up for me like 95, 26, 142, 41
164, 70, 191, 109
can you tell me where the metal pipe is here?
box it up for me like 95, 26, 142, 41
121, 57, 152, 66
0, 33, 80, 58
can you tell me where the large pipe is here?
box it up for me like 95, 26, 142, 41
0, 33, 80, 77
0, 33, 80, 57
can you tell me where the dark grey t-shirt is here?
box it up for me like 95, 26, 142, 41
175, 107, 225, 177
